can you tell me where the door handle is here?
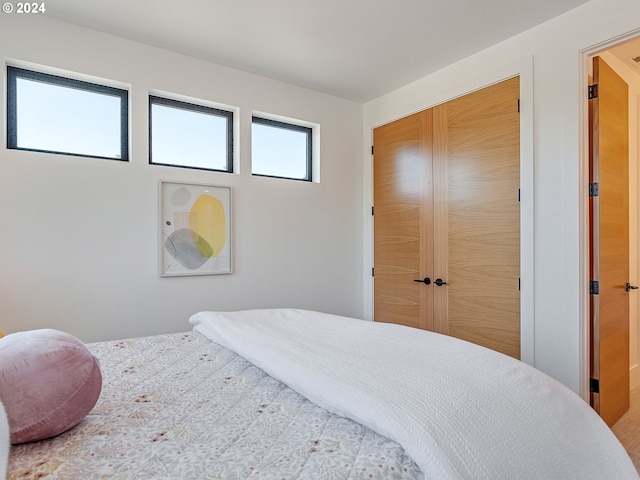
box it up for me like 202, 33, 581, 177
413, 277, 431, 285
434, 278, 447, 286
627, 283, 639, 292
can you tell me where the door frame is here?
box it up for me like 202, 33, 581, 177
364, 56, 535, 366
579, 28, 640, 401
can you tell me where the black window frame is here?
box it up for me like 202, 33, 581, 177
149, 95, 234, 173
251, 116, 313, 182
6, 65, 129, 161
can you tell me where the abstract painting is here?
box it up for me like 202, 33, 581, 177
160, 181, 231, 276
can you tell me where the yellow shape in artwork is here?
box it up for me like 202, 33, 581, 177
189, 194, 227, 258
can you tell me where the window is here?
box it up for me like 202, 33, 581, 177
7, 66, 128, 160
252, 116, 312, 181
149, 95, 233, 172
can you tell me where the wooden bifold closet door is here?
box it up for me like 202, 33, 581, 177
373, 77, 521, 359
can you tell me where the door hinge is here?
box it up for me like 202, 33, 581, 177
518, 188, 520, 202
517, 98, 520, 113
371, 145, 374, 155
589, 182, 599, 197
371, 267, 374, 277
590, 377, 600, 393
590, 280, 600, 295
588, 84, 598, 99
371, 206, 374, 215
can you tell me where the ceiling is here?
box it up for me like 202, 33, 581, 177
44, 0, 594, 103
609, 37, 640, 77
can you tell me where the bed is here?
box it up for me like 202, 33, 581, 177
5, 309, 639, 479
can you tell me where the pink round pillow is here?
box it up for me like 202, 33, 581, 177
0, 329, 102, 444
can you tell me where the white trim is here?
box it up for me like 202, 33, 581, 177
6, 57, 130, 90
632, 364, 640, 390
519, 57, 535, 366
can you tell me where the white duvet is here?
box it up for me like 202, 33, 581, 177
190, 308, 638, 479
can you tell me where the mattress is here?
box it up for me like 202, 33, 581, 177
8, 331, 422, 479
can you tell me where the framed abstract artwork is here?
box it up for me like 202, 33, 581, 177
159, 181, 232, 276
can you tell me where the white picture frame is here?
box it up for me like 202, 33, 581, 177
159, 181, 232, 276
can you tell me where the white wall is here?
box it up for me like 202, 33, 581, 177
363, 0, 640, 394
0, 14, 363, 342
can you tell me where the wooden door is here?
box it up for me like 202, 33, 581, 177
372, 78, 521, 358
373, 110, 433, 330
432, 77, 521, 358
589, 56, 630, 427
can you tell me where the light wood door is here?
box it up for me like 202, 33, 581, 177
373, 110, 433, 330
433, 77, 521, 358
589, 56, 630, 427
372, 78, 520, 358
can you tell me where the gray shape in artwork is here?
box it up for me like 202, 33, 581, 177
165, 228, 211, 270
170, 186, 191, 206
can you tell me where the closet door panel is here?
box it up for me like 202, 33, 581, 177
373, 110, 433, 330
433, 77, 521, 358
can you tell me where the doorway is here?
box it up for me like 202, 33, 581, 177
584, 34, 640, 426
364, 57, 535, 365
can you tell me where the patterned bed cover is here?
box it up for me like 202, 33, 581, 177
8, 331, 422, 479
